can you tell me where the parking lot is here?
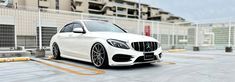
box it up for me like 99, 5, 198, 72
0, 50, 234, 82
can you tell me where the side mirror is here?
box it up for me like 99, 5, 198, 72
73, 28, 85, 33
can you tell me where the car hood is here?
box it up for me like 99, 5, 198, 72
89, 32, 158, 42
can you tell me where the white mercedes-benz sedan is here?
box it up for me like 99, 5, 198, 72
50, 20, 162, 68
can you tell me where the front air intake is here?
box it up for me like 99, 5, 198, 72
112, 54, 132, 62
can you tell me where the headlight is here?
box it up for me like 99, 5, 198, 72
107, 39, 130, 49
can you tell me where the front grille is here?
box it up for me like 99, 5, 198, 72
131, 42, 158, 52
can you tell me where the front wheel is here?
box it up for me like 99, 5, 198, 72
91, 42, 109, 68
52, 43, 61, 59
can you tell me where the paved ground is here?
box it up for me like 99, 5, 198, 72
0, 50, 235, 82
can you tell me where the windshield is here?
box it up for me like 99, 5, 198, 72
84, 21, 126, 33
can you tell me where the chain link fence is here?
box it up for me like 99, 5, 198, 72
0, 6, 234, 51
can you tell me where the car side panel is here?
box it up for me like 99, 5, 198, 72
72, 34, 107, 61
68, 33, 91, 60
57, 32, 74, 56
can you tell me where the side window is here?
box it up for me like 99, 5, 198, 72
60, 23, 82, 33
64, 24, 73, 32
60, 26, 66, 33
73, 23, 83, 29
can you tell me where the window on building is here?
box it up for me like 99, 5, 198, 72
0, 24, 15, 48
37, 27, 57, 47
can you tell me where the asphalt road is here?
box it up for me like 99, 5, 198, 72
0, 50, 235, 82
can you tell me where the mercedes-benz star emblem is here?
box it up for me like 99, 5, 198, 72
146, 43, 151, 51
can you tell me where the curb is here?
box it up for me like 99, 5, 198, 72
0, 57, 31, 63
167, 49, 186, 53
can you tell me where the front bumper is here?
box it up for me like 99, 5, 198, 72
105, 45, 163, 66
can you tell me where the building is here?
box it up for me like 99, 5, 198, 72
147, 7, 185, 23
1, 0, 185, 23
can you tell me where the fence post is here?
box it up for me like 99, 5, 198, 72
137, 20, 140, 34
38, 9, 42, 50
113, 14, 116, 23
234, 22, 235, 47
151, 21, 154, 37
184, 28, 187, 49
228, 19, 231, 47
172, 23, 175, 49
142, 20, 145, 35
168, 28, 170, 48
36, 8, 45, 57
157, 22, 160, 41
193, 23, 200, 51
175, 25, 178, 47
225, 18, 233, 52
81, 13, 84, 20
14, 8, 17, 49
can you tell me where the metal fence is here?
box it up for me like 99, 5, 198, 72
0, 6, 234, 51
191, 21, 235, 50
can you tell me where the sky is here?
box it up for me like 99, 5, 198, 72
141, 0, 235, 23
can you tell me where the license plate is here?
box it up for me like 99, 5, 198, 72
144, 52, 155, 60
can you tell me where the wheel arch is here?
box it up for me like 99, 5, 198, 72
89, 38, 109, 56
90, 42, 108, 58
90, 41, 110, 68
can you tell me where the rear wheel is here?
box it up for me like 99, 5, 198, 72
91, 43, 109, 68
52, 43, 61, 59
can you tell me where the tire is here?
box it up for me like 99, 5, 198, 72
91, 42, 109, 68
52, 43, 61, 59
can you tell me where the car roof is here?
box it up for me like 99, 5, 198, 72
71, 19, 109, 23
63, 19, 110, 27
